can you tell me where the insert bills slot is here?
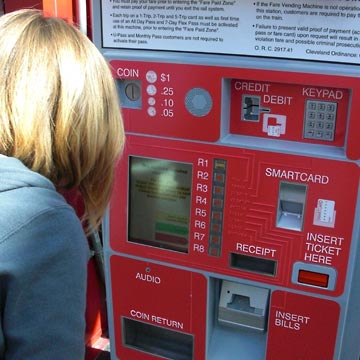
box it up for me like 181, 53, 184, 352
218, 281, 270, 332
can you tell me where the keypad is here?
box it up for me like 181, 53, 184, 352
303, 100, 337, 141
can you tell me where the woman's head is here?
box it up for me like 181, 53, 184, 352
0, 9, 125, 231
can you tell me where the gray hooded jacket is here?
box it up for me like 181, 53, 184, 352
0, 156, 89, 360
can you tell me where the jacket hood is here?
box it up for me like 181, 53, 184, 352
0, 156, 54, 193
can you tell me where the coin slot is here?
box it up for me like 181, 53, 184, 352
116, 79, 142, 109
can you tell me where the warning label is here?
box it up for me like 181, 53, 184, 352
101, 0, 360, 64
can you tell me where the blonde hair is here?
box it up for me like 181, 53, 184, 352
0, 9, 125, 232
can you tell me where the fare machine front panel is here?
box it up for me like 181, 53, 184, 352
93, 1, 360, 359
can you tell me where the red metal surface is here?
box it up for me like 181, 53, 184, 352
111, 134, 359, 297
267, 291, 339, 359
110, 59, 360, 160
110, 256, 208, 360
4, 0, 43, 12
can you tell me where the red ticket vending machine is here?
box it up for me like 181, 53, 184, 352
93, 1, 360, 359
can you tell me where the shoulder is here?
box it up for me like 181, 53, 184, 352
0, 185, 83, 242
0, 187, 89, 283
0, 157, 89, 262
0, 188, 89, 267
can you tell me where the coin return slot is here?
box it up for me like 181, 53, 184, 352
218, 281, 270, 332
277, 182, 307, 231
230, 252, 277, 276
123, 317, 193, 360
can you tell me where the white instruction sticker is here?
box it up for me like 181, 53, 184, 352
101, 0, 360, 64
313, 199, 336, 228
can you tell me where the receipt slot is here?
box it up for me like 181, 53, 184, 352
93, 1, 360, 359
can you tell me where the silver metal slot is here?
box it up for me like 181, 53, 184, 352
218, 281, 270, 332
277, 182, 307, 231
